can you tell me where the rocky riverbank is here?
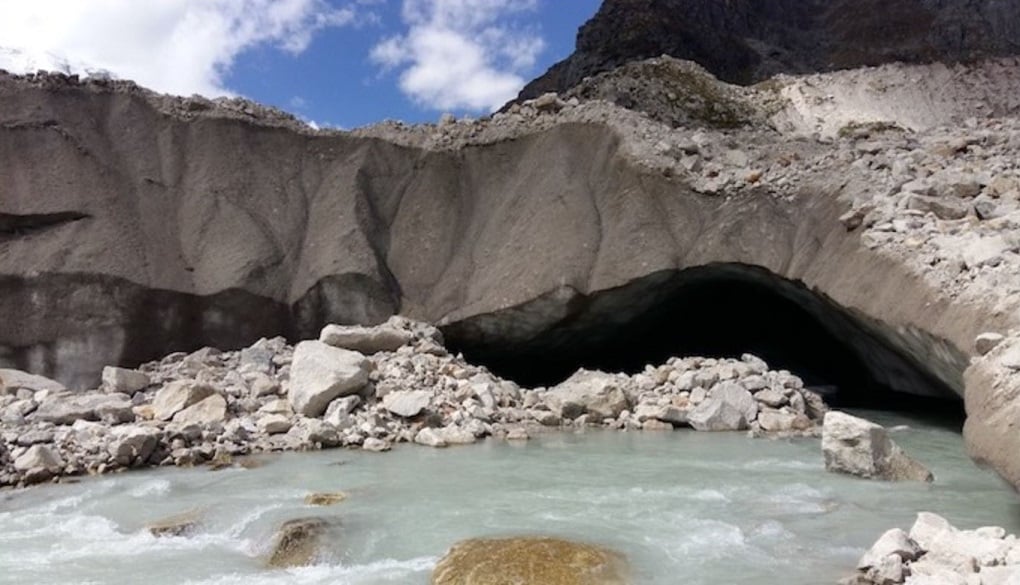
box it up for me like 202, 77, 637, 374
844, 513, 1020, 585
0, 318, 828, 488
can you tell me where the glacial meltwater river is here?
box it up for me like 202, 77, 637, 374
1, 410, 1017, 585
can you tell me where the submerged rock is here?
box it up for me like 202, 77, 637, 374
821, 411, 933, 482
304, 492, 347, 506
266, 517, 332, 568
147, 509, 201, 537
431, 536, 629, 585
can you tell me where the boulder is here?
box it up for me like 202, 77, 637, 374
642, 419, 674, 431
0, 369, 65, 396
925, 528, 1012, 568
152, 381, 216, 421
250, 374, 281, 397
258, 414, 292, 435
754, 388, 788, 408
545, 370, 630, 422
171, 394, 227, 426
289, 419, 340, 448
288, 341, 370, 417
325, 395, 361, 418
101, 367, 150, 395
319, 323, 413, 354
414, 427, 448, 448
431, 537, 629, 585
975, 333, 1005, 356
439, 425, 478, 445
362, 437, 391, 452
34, 392, 134, 425
858, 528, 921, 569
305, 492, 347, 506
906, 194, 969, 220
266, 517, 331, 568
687, 396, 747, 431
961, 235, 1013, 269
147, 510, 201, 537
712, 382, 758, 422
108, 425, 162, 466
758, 408, 808, 432
865, 554, 905, 585
13, 444, 64, 474
822, 411, 933, 481
258, 398, 293, 416
977, 566, 1020, 585
16, 429, 54, 446
382, 390, 431, 418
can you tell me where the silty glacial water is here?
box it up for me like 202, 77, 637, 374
1, 410, 1015, 585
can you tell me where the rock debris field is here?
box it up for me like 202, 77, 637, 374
0, 318, 831, 489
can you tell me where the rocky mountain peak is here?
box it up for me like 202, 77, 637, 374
514, 0, 1020, 102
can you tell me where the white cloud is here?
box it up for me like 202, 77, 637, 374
371, 0, 545, 112
0, 0, 364, 97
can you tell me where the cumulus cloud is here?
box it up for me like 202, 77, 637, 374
0, 0, 364, 97
371, 0, 545, 112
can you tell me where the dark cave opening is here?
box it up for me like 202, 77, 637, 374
443, 264, 964, 419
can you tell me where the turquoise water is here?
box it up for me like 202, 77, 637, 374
1, 410, 1016, 585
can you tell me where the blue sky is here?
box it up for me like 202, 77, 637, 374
0, 0, 601, 128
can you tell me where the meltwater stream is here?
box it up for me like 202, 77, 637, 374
1, 411, 1018, 585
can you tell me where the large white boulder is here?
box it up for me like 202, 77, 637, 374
688, 396, 747, 431
101, 367, 150, 395
34, 392, 134, 425
712, 381, 758, 422
858, 528, 921, 569
108, 425, 162, 466
13, 444, 64, 474
152, 380, 217, 421
544, 370, 630, 422
414, 427, 448, 448
822, 411, 933, 481
382, 390, 431, 418
172, 394, 228, 426
319, 323, 413, 354
288, 341, 370, 417
0, 369, 65, 395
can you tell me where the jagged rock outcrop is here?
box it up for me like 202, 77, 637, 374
515, 0, 1020, 102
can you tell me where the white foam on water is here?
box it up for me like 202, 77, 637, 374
689, 488, 730, 502
127, 478, 172, 498
226, 503, 288, 545
743, 458, 819, 471
179, 556, 436, 585
748, 520, 794, 542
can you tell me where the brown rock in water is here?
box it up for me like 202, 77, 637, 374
431, 537, 628, 585
304, 492, 347, 506
147, 509, 201, 538
267, 518, 331, 569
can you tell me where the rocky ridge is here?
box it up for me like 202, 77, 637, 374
514, 0, 1020, 101
0, 319, 828, 488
